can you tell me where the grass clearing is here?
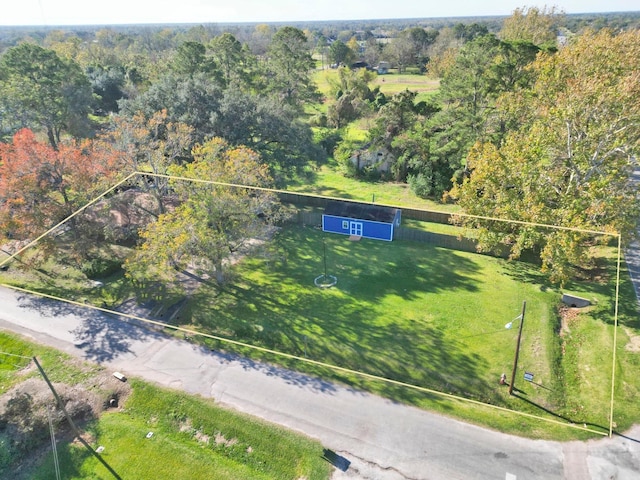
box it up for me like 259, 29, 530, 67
287, 162, 459, 212
313, 69, 440, 100
373, 73, 440, 101
168, 225, 634, 439
2, 174, 637, 441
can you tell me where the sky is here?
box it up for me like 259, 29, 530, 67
1, 0, 638, 26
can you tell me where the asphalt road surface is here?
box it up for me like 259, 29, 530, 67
1, 286, 639, 479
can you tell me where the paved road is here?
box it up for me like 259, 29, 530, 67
1, 286, 639, 479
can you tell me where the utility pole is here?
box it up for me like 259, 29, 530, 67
33, 357, 122, 479
509, 301, 526, 396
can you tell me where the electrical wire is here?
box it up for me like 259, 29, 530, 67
46, 405, 61, 480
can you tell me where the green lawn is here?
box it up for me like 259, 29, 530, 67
287, 163, 459, 212
0, 335, 331, 480
372, 73, 440, 102
166, 225, 636, 439
314, 69, 440, 102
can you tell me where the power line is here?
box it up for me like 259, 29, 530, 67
0, 350, 33, 360
46, 405, 61, 480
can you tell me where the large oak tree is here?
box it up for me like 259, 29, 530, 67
125, 138, 288, 285
451, 29, 640, 283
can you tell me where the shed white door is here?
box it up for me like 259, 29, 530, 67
350, 221, 363, 236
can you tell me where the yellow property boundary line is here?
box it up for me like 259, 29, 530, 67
0, 171, 621, 438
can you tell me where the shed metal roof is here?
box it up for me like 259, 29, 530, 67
324, 200, 399, 223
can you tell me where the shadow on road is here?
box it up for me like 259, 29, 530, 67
201, 346, 342, 395
71, 312, 163, 362
17, 294, 163, 362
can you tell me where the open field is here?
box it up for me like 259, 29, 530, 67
287, 162, 459, 212
314, 69, 440, 103
0, 333, 331, 479
3, 218, 637, 439
372, 72, 440, 100
1, 171, 638, 440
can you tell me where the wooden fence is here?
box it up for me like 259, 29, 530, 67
286, 207, 507, 257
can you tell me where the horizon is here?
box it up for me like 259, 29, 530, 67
1, 10, 638, 30
2, 0, 639, 27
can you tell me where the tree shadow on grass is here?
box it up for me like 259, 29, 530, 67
173, 225, 504, 407
500, 259, 554, 293
190, 279, 494, 407
272, 226, 482, 302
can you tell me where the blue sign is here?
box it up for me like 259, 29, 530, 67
524, 372, 534, 382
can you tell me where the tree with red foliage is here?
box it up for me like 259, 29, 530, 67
0, 129, 127, 247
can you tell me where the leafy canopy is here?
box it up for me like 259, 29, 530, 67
451, 29, 640, 283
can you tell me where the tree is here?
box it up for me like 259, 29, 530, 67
86, 65, 126, 115
118, 73, 222, 145
171, 41, 216, 77
315, 34, 329, 69
363, 37, 382, 69
428, 34, 502, 181
430, 35, 538, 184
384, 35, 414, 73
366, 90, 431, 182
249, 24, 275, 56
403, 27, 439, 70
0, 128, 125, 261
105, 110, 194, 214
328, 40, 355, 67
210, 90, 321, 180
450, 29, 640, 283
500, 6, 563, 47
264, 26, 320, 109
209, 33, 251, 88
0, 43, 93, 149
453, 23, 489, 43
125, 138, 288, 285
326, 67, 376, 128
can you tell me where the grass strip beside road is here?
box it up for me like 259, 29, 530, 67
0, 333, 331, 480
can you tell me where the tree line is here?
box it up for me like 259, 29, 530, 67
0, 7, 638, 284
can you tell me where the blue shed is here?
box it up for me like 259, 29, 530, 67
322, 201, 401, 242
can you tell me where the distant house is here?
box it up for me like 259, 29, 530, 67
322, 200, 401, 242
377, 61, 390, 74
351, 144, 394, 173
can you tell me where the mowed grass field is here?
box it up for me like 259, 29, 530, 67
287, 161, 459, 212
314, 68, 440, 103
168, 224, 638, 438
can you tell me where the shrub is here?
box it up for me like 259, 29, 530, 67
313, 127, 343, 156
80, 258, 122, 279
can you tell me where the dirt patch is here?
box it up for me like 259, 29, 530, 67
0, 365, 132, 476
624, 328, 640, 352
194, 430, 210, 444
214, 432, 238, 447
559, 305, 581, 336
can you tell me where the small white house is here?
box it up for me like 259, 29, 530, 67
351, 145, 394, 173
